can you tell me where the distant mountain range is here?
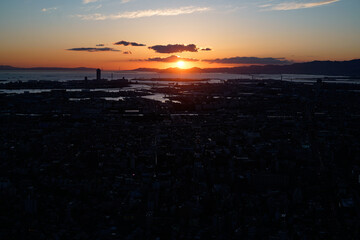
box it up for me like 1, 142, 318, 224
134, 59, 360, 76
1, 59, 359, 75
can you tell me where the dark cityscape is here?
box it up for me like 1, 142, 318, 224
1, 0, 360, 238
1, 71, 360, 239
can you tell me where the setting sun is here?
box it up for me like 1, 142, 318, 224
177, 61, 185, 68
0, 0, 358, 71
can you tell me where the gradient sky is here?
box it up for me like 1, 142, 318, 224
0, 0, 359, 70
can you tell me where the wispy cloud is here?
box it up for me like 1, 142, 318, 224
149, 44, 199, 54
121, 0, 132, 3
67, 47, 120, 52
82, 4, 102, 11
41, 7, 58, 12
114, 41, 146, 47
83, 0, 98, 4
261, 0, 340, 11
77, 6, 211, 20
139, 55, 199, 63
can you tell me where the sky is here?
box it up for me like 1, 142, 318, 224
0, 0, 359, 70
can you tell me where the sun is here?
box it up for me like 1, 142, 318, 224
177, 61, 185, 68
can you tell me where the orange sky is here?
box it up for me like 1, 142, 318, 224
0, 0, 359, 70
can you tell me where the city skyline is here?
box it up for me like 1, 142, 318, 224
0, 0, 359, 70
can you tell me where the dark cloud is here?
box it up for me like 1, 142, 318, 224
142, 55, 198, 63
114, 41, 146, 47
67, 47, 120, 52
201, 48, 212, 51
96, 44, 105, 46
148, 44, 198, 54
123, 51, 132, 55
203, 57, 292, 65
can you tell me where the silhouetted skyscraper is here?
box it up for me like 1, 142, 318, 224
96, 69, 101, 80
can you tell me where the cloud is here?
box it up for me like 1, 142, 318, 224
203, 57, 292, 65
140, 55, 199, 63
82, 4, 102, 11
96, 44, 105, 46
67, 47, 120, 52
201, 48, 212, 51
261, 0, 340, 11
259, 4, 272, 8
149, 44, 198, 54
114, 41, 146, 47
121, 0, 132, 3
77, 6, 211, 20
83, 0, 98, 4
123, 51, 132, 54
41, 7, 57, 12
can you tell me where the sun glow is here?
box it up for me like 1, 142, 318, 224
177, 61, 185, 68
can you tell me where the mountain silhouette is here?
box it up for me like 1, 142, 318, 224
134, 59, 360, 76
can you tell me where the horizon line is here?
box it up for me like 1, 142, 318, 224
2, 58, 360, 71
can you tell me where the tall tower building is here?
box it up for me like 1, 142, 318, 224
96, 69, 101, 80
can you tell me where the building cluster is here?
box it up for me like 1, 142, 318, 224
0, 78, 360, 239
